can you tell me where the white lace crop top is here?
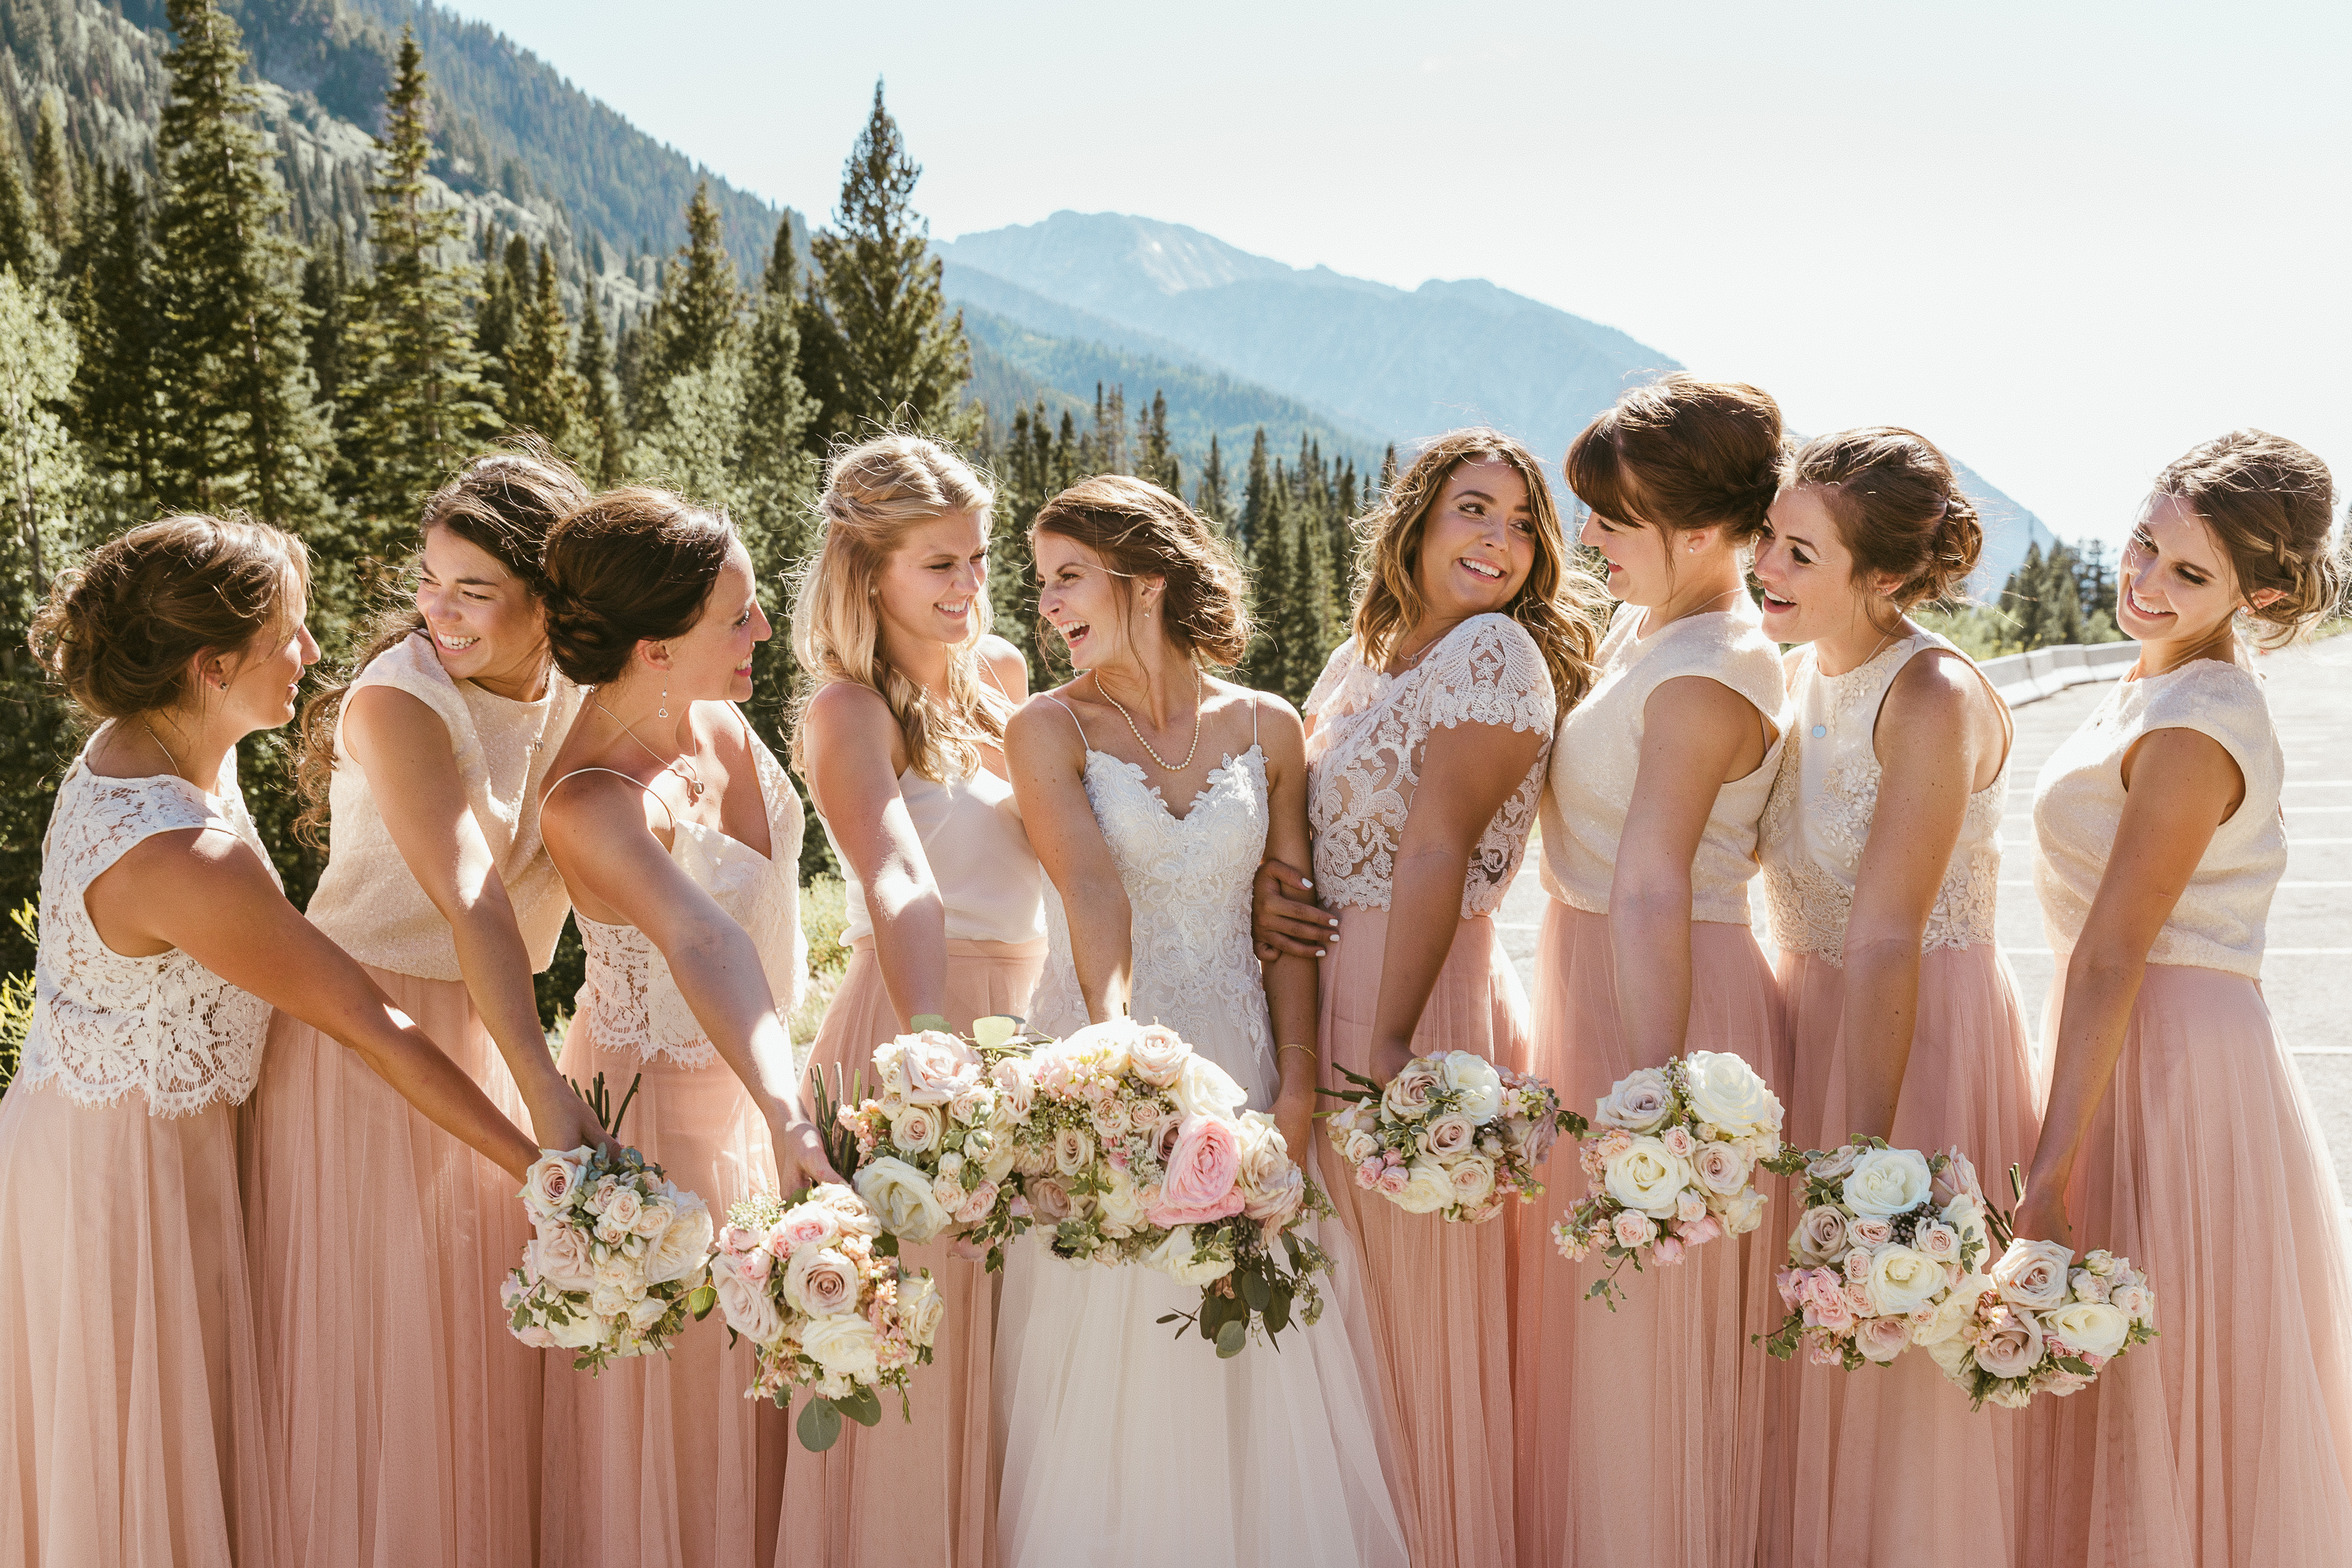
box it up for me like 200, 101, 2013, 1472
20, 734, 278, 1117
562, 711, 808, 1069
1759, 631, 2009, 966
1304, 614, 1557, 919
2031, 658, 2285, 979
306, 633, 582, 979
1541, 599, 1787, 924
820, 763, 1044, 951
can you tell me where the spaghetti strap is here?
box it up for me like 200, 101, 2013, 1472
1043, 693, 1093, 749
1250, 693, 1260, 749
546, 766, 678, 830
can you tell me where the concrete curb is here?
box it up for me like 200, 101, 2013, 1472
1982, 641, 2138, 708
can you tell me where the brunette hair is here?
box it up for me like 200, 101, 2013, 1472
542, 487, 737, 686
1780, 427, 1984, 609
789, 433, 1012, 781
1351, 427, 1606, 707
295, 444, 591, 843
30, 513, 309, 721
2152, 430, 2342, 647
1029, 474, 1251, 669
1565, 374, 1785, 543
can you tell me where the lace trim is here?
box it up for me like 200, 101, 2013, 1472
574, 915, 720, 1069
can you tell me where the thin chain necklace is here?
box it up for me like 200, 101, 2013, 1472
597, 702, 706, 803
2136, 622, 2234, 680
142, 720, 188, 785
1094, 667, 1204, 772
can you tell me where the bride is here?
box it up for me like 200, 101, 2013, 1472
993, 475, 1406, 1567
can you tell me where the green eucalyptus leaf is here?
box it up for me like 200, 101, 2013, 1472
1215, 1319, 1248, 1358
839, 1385, 884, 1427
798, 1397, 844, 1452
1241, 1269, 1272, 1312
685, 1285, 717, 1320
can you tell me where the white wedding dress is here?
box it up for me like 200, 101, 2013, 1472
992, 701, 1406, 1568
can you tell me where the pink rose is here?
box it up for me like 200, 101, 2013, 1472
1971, 1304, 2045, 1379
1691, 1141, 1750, 1196
954, 1180, 1000, 1224
1357, 1158, 1385, 1189
1415, 1113, 1478, 1161
1916, 1221, 1961, 1263
889, 1030, 982, 1105
1651, 1235, 1686, 1266
1849, 1217, 1894, 1249
1152, 1111, 1186, 1165
778, 1207, 842, 1255
1376, 1166, 1410, 1197
1028, 1177, 1074, 1223
784, 1246, 860, 1318
526, 1220, 595, 1291
1776, 1267, 1807, 1308
1807, 1336, 1844, 1367
737, 1246, 773, 1282
1148, 1115, 1247, 1227
1661, 1125, 1697, 1160
1855, 1314, 1912, 1363
521, 1149, 590, 1222
1842, 1280, 1874, 1317
1793, 1205, 1849, 1265
1677, 1190, 1709, 1224
1127, 1024, 1191, 1088
1843, 1248, 1873, 1283
1611, 1211, 1657, 1249
1507, 1115, 1560, 1167
1807, 1287, 1855, 1334
1380, 1058, 1447, 1121
1677, 1213, 1723, 1248
1992, 1239, 2075, 1312
717, 1223, 763, 1258
1597, 1128, 1636, 1161
1932, 1146, 1985, 1206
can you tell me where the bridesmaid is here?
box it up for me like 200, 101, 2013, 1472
1513, 377, 1792, 1568
248, 448, 602, 1568
2016, 430, 2352, 1567
1, 516, 537, 1567
1751, 429, 2040, 1568
781, 433, 1041, 1568
1300, 428, 1604, 1567
534, 489, 838, 1568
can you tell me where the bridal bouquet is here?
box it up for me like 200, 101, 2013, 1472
1551, 1052, 1783, 1308
1756, 1141, 1995, 1370
1323, 1051, 1564, 1224
709, 1183, 943, 1450
502, 1141, 717, 1372
1014, 1018, 1331, 1357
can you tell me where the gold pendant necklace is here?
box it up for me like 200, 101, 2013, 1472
598, 702, 707, 803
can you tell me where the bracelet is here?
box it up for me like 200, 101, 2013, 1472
1278, 1042, 1318, 1061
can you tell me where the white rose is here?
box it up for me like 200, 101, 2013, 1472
897, 1271, 946, 1347
1141, 1225, 1235, 1286
888, 1030, 982, 1105
890, 1105, 943, 1156
1911, 1275, 1988, 1346
991, 1056, 1036, 1120
1866, 1244, 1948, 1317
1681, 1051, 1782, 1138
1722, 1188, 1768, 1235
521, 1147, 592, 1223
598, 1184, 644, 1237
2043, 1300, 2131, 1361
854, 1156, 954, 1243
2107, 1281, 2155, 1325
1841, 1147, 1935, 1219
526, 1219, 597, 1291
1393, 1161, 1457, 1215
800, 1313, 883, 1380
1603, 1136, 1695, 1220
1447, 1153, 1498, 1207
1052, 1126, 1096, 1176
641, 1191, 713, 1286
626, 1293, 671, 1332
1127, 1024, 1192, 1088
1097, 1167, 1148, 1234
1440, 1052, 1505, 1123
546, 1308, 614, 1350
1056, 1019, 1136, 1077
783, 1245, 861, 1318
1940, 1191, 1984, 1241
1991, 1238, 2076, 1312
1172, 1053, 1247, 1120
1594, 1067, 1674, 1134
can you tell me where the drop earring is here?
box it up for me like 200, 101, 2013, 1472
658, 686, 669, 720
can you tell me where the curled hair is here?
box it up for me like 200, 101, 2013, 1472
542, 488, 736, 686
1029, 475, 1251, 669
295, 443, 590, 843
1565, 374, 1785, 544
1780, 427, 1984, 609
2153, 429, 2342, 648
1351, 427, 1606, 708
789, 433, 1012, 781
30, 513, 309, 722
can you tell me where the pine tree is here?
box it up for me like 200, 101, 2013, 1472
0, 122, 46, 282
150, 0, 333, 534
627, 187, 747, 506
473, 233, 529, 405
1281, 450, 1337, 698
70, 165, 162, 509
649, 182, 740, 382
301, 238, 350, 409
735, 217, 819, 751
574, 286, 626, 487
29, 96, 74, 256
1193, 432, 1229, 532
339, 25, 494, 543
1137, 390, 1178, 494
800, 82, 975, 444
1238, 429, 1288, 693
504, 245, 582, 453
2043, 543, 2086, 646
2000, 540, 2046, 650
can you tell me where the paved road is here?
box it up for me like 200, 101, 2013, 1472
1497, 635, 2352, 1197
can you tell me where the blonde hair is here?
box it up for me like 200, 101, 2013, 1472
789, 433, 1013, 781
1351, 427, 1606, 708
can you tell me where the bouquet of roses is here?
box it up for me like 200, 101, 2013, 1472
1323, 1051, 1564, 1224
708, 1182, 944, 1450
502, 1111, 718, 1371
1551, 1052, 1783, 1308
1755, 1140, 1995, 1370
1014, 1017, 1331, 1358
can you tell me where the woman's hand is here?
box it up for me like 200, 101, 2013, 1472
1272, 1082, 1317, 1169
773, 1114, 846, 1194
1368, 1034, 1414, 1087
2010, 1184, 2074, 1251
1253, 858, 1335, 962
524, 1082, 622, 1158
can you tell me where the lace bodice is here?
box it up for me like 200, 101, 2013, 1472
1759, 632, 2008, 966
569, 716, 807, 1069
1303, 615, 1556, 918
1028, 736, 1279, 1098
2031, 657, 2285, 979
20, 734, 279, 1117
1540, 599, 1786, 924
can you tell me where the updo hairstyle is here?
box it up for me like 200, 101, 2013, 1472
789, 433, 1010, 781
1030, 474, 1251, 669
1780, 427, 1984, 609
2153, 430, 2342, 647
1565, 374, 1785, 543
542, 488, 737, 686
30, 513, 309, 721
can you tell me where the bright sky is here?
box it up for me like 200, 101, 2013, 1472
445, 0, 2347, 547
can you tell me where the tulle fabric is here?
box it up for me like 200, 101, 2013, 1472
540, 1022, 790, 1568
242, 970, 539, 1568
1757, 943, 2040, 1568
780, 938, 1042, 1568
0, 1082, 286, 1568
1318, 907, 1525, 1568
1514, 903, 1791, 1568
2017, 964, 2352, 1568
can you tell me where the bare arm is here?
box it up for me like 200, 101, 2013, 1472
802, 682, 945, 1030
1254, 696, 1321, 1161
86, 831, 540, 1179
2015, 727, 2239, 1244
540, 779, 839, 1189
1368, 720, 1547, 1080
1608, 677, 1766, 1068
1838, 655, 1992, 1141
1007, 698, 1133, 1025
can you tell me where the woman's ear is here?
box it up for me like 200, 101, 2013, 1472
2248, 587, 2285, 611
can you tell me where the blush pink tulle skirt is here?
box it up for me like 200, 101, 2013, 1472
541, 1018, 789, 1568
242, 969, 539, 1568
1757, 942, 2041, 1568
0, 1082, 286, 1568
1514, 903, 1792, 1568
1319, 907, 1526, 1568
2017, 962, 2352, 1568
779, 936, 1042, 1568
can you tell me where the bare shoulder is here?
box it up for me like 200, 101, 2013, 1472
978, 635, 1031, 699
802, 678, 895, 739
1877, 647, 2001, 766
1007, 686, 1086, 751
